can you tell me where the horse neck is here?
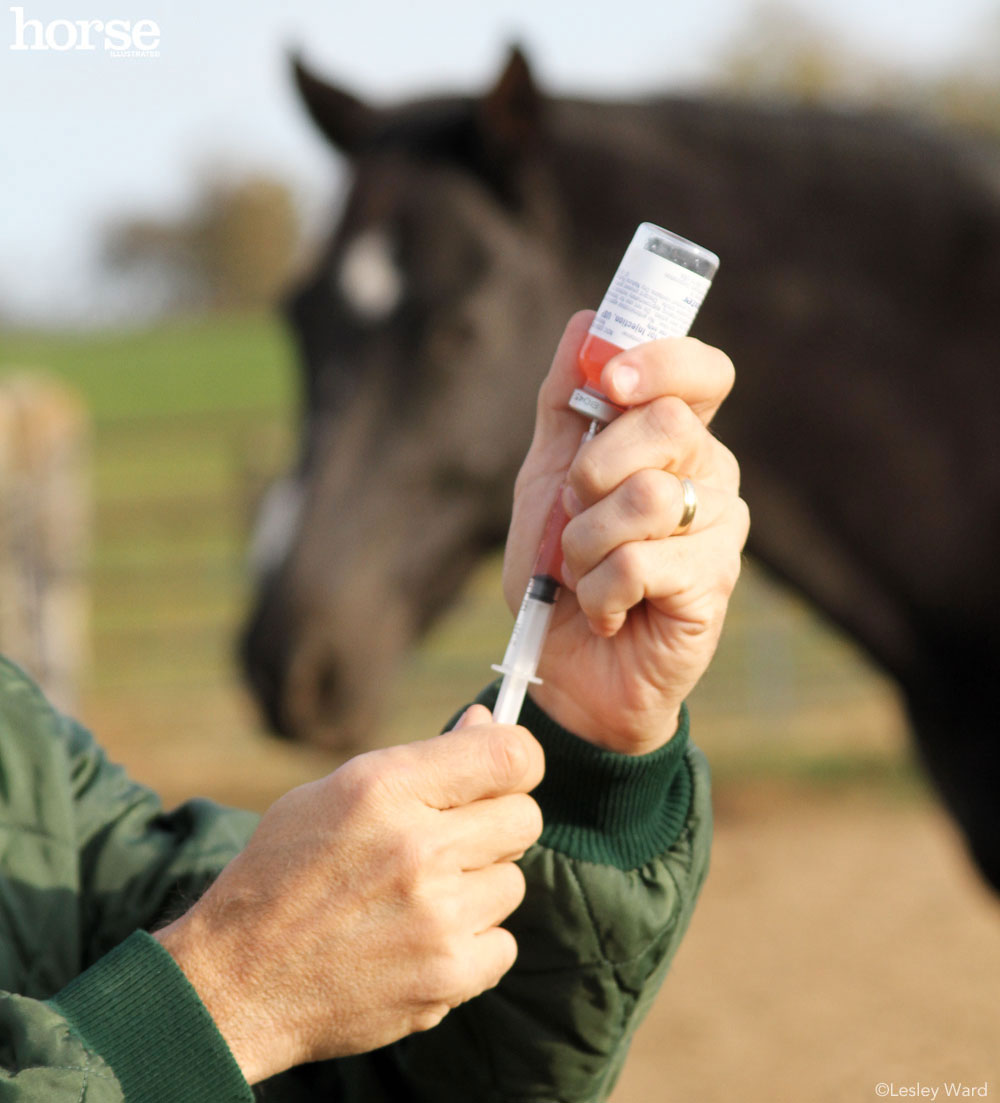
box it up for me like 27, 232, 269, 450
540, 95, 741, 304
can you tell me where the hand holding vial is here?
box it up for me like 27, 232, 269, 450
496, 224, 748, 754
502, 313, 750, 756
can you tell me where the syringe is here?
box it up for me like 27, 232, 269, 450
492, 223, 719, 725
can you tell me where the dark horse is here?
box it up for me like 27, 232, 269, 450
241, 49, 1000, 889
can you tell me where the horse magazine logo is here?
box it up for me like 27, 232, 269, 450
8, 6, 160, 56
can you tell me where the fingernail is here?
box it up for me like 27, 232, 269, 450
610, 363, 639, 400
562, 484, 583, 518
560, 563, 576, 590
453, 706, 477, 730
591, 612, 625, 638
453, 704, 489, 729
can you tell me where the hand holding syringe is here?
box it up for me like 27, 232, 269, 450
492, 224, 719, 724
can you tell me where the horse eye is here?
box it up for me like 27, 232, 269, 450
333, 227, 405, 322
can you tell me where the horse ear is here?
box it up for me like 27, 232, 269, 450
290, 53, 378, 155
477, 45, 543, 162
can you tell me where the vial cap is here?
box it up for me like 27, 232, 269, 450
568, 387, 622, 425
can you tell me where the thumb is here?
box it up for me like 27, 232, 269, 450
411, 717, 544, 809
503, 311, 594, 610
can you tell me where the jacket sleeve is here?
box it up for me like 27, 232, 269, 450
311, 682, 713, 1103
0, 932, 256, 1103
0, 656, 256, 1102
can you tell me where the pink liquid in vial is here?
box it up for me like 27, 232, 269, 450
577, 332, 623, 392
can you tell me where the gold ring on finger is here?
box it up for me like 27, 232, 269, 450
672, 475, 698, 535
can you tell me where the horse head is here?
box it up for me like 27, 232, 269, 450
240, 49, 576, 747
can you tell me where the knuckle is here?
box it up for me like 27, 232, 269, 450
733, 496, 751, 544
711, 346, 736, 399
403, 890, 458, 964
712, 439, 742, 492
716, 547, 745, 598
419, 946, 467, 1003
417, 890, 459, 944
502, 795, 543, 854
569, 444, 605, 500
410, 1001, 451, 1035
484, 727, 529, 790
608, 540, 646, 585
389, 829, 436, 894
501, 861, 528, 912
491, 929, 519, 984
572, 572, 598, 620
559, 517, 584, 569
646, 394, 690, 442
577, 546, 644, 622
625, 468, 670, 520
331, 751, 384, 811
516, 794, 544, 845
572, 571, 601, 623
702, 506, 749, 598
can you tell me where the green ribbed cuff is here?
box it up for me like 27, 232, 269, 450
469, 682, 694, 871
49, 930, 253, 1103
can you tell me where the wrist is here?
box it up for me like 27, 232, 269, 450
49, 930, 254, 1102
154, 914, 275, 1086
527, 679, 682, 756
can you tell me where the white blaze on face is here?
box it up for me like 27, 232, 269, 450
248, 476, 306, 579
335, 227, 405, 321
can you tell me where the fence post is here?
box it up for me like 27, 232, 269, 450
0, 374, 90, 712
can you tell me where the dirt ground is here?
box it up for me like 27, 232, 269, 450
611, 781, 1000, 1103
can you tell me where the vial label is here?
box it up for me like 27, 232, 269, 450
588, 227, 714, 351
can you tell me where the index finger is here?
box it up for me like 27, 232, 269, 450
528, 310, 600, 466
598, 337, 735, 426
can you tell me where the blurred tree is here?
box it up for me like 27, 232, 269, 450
712, 1, 1000, 134
103, 173, 302, 314
926, 8, 1000, 134
712, 2, 914, 104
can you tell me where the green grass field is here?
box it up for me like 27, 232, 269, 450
1, 313, 920, 808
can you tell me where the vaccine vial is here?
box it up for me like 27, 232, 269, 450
569, 223, 719, 424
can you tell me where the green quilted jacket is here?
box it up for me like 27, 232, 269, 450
0, 656, 711, 1101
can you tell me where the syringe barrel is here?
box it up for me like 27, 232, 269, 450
491, 582, 556, 724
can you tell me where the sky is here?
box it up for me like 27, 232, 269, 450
3, 0, 999, 325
